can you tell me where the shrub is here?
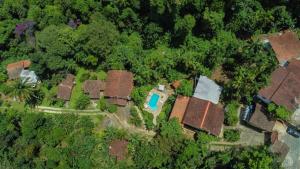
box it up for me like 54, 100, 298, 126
74, 94, 90, 110
79, 72, 90, 82
224, 102, 239, 126
107, 104, 117, 113
175, 79, 193, 96
98, 97, 108, 111
142, 110, 154, 130
129, 107, 142, 127
268, 103, 292, 121
131, 85, 152, 108
224, 129, 240, 142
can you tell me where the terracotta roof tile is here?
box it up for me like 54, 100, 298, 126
6, 60, 31, 79
57, 74, 75, 101
268, 30, 300, 63
259, 59, 300, 111
104, 70, 133, 105
169, 95, 190, 122
83, 80, 105, 99
271, 73, 300, 111
182, 97, 224, 136
249, 104, 275, 132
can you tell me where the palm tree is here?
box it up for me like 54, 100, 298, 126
8, 79, 34, 102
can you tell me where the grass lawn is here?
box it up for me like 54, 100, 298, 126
69, 68, 87, 108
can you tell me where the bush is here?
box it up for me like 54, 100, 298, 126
224, 129, 240, 142
98, 97, 108, 111
175, 79, 193, 96
107, 104, 117, 113
74, 94, 90, 110
79, 72, 90, 82
131, 86, 152, 108
129, 107, 142, 127
224, 102, 239, 126
142, 110, 154, 130
268, 103, 292, 121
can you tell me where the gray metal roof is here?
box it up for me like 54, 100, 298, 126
20, 69, 38, 84
193, 76, 222, 104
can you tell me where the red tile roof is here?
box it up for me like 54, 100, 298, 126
6, 60, 31, 79
169, 95, 190, 123
249, 104, 275, 132
104, 70, 133, 106
271, 73, 300, 110
57, 74, 75, 101
182, 97, 224, 136
268, 30, 300, 63
259, 59, 300, 111
107, 98, 128, 106
109, 139, 128, 161
83, 80, 105, 99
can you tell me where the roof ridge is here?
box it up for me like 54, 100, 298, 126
200, 101, 211, 128
270, 71, 292, 99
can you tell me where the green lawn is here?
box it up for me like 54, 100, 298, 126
69, 68, 87, 108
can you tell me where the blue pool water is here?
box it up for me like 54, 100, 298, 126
148, 93, 160, 111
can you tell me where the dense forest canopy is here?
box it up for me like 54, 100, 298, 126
0, 0, 299, 168
0, 109, 282, 169
0, 0, 299, 103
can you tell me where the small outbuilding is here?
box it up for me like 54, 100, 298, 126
57, 74, 75, 101
248, 103, 276, 132
109, 139, 128, 161
6, 60, 31, 80
83, 80, 105, 99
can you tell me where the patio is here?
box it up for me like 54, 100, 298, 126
144, 86, 168, 124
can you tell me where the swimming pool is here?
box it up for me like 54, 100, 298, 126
148, 93, 160, 111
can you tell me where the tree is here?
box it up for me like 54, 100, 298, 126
74, 94, 90, 110
8, 79, 34, 101
268, 103, 292, 121
25, 88, 45, 108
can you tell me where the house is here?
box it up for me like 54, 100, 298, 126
263, 30, 300, 65
169, 76, 224, 136
248, 103, 276, 132
83, 80, 105, 99
109, 139, 128, 161
193, 76, 222, 104
169, 95, 190, 123
258, 59, 300, 111
182, 97, 224, 136
20, 69, 38, 85
6, 60, 31, 79
170, 96, 224, 136
104, 70, 133, 106
57, 74, 75, 101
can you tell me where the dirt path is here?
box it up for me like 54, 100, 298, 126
37, 106, 156, 136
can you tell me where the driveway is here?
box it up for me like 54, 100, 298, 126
280, 134, 300, 169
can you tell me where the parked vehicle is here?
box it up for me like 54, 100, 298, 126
286, 125, 300, 138
241, 104, 255, 121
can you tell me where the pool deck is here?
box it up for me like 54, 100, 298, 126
144, 88, 168, 124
